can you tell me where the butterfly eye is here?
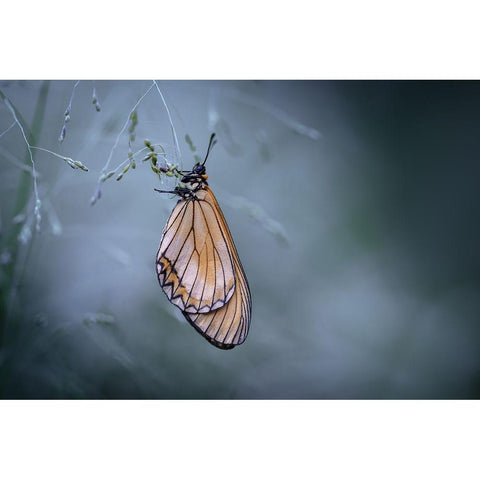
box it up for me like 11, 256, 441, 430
193, 164, 205, 175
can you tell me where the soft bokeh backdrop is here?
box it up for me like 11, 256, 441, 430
1, 80, 479, 398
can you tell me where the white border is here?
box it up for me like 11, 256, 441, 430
1, 401, 478, 479
2, 0, 480, 78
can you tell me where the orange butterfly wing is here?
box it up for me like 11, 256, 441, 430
181, 187, 251, 349
156, 188, 236, 314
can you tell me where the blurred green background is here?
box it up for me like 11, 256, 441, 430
0, 80, 479, 399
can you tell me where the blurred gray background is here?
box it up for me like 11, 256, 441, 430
0, 80, 479, 399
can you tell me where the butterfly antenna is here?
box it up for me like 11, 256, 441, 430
202, 133, 217, 165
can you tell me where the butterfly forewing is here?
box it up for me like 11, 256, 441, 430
156, 188, 236, 314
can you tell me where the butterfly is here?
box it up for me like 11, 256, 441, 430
155, 133, 251, 349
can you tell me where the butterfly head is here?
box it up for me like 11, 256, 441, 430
191, 163, 206, 176
180, 133, 216, 185
155, 134, 216, 198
